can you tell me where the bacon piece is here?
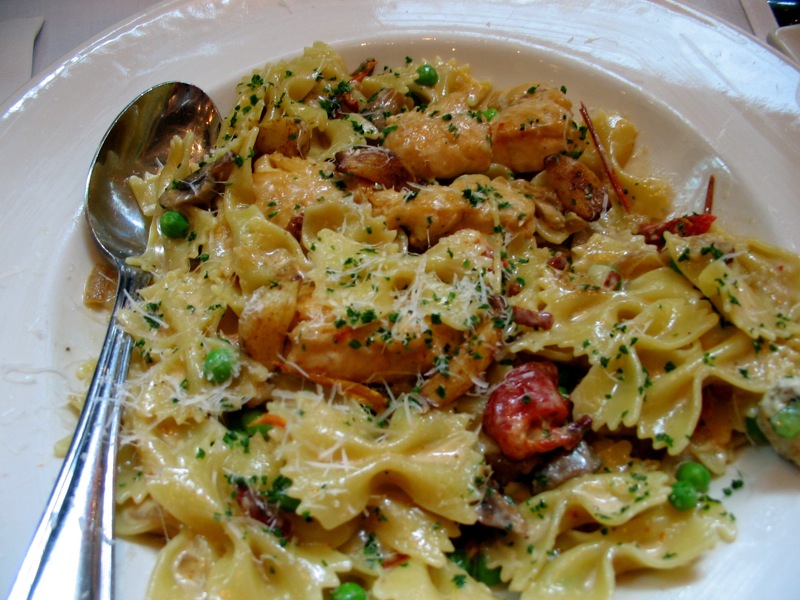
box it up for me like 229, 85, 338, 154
547, 252, 569, 271
235, 483, 291, 537
483, 360, 591, 461
380, 553, 411, 569
285, 215, 304, 242
247, 413, 287, 429
602, 269, 621, 290
511, 306, 554, 330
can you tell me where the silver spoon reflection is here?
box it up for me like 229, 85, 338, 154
8, 82, 221, 600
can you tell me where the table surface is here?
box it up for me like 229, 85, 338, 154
0, 0, 779, 79
0, 1, 790, 598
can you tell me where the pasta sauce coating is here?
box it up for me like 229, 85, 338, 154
96, 42, 800, 600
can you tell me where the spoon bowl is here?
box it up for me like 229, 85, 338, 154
87, 82, 221, 260
8, 82, 220, 600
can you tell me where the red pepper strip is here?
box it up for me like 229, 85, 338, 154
639, 213, 716, 246
579, 102, 631, 213
340, 91, 361, 113
381, 553, 411, 569
704, 174, 715, 215
351, 58, 377, 82
248, 413, 287, 429
638, 175, 717, 246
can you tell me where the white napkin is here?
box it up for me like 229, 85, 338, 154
0, 17, 44, 105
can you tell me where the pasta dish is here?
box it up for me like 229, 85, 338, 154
82, 42, 800, 598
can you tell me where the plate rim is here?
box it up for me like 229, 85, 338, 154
1, 1, 798, 598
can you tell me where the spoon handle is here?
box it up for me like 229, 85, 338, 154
9, 263, 151, 600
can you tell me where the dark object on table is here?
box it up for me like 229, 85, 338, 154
770, 0, 800, 26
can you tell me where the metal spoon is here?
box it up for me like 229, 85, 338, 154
8, 82, 221, 600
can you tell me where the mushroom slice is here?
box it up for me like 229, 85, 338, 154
476, 483, 527, 536
543, 153, 607, 221
531, 441, 602, 494
362, 88, 407, 131
158, 151, 235, 208
334, 145, 413, 190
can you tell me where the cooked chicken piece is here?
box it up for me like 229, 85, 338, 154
419, 318, 502, 406
255, 116, 311, 158
368, 174, 537, 249
238, 280, 299, 368
282, 228, 499, 392
487, 83, 572, 173
382, 92, 492, 180
284, 296, 462, 383
252, 154, 349, 229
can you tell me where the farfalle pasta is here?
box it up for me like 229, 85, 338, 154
90, 41, 800, 599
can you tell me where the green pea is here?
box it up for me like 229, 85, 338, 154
203, 347, 236, 384
242, 409, 271, 437
415, 64, 439, 87
449, 548, 470, 572
675, 461, 711, 493
668, 480, 698, 511
745, 415, 768, 444
448, 549, 500, 586
331, 582, 367, 600
472, 552, 502, 586
770, 402, 800, 439
159, 210, 190, 239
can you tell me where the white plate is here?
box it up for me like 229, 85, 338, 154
769, 24, 800, 64
1, 0, 798, 598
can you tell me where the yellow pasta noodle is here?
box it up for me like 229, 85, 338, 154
93, 41, 800, 599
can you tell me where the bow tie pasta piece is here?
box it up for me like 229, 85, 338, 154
665, 231, 800, 342
99, 41, 800, 600
269, 390, 486, 530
